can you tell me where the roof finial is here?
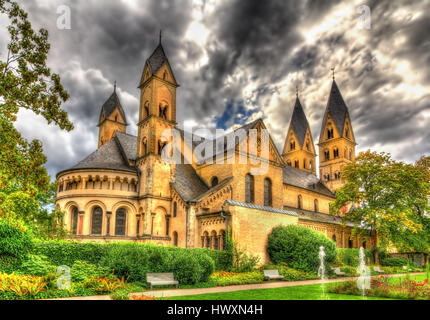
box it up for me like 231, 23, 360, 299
114, 80, 117, 92
159, 29, 162, 44
331, 67, 335, 80
296, 84, 299, 98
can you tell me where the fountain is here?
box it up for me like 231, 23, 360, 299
317, 246, 328, 300
356, 247, 371, 299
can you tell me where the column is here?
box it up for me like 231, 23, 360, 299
78, 211, 85, 235
106, 211, 112, 236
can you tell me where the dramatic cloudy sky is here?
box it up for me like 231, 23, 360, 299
1, 0, 429, 179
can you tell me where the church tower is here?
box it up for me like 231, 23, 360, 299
136, 36, 179, 236
318, 79, 356, 192
97, 85, 128, 148
282, 95, 317, 174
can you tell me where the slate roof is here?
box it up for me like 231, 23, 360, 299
225, 200, 299, 217
57, 137, 137, 176
289, 97, 311, 148
283, 165, 334, 197
283, 205, 355, 227
146, 43, 168, 75
322, 80, 349, 137
99, 91, 127, 125
115, 131, 138, 161
172, 164, 209, 201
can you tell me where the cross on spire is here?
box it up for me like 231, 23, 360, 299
159, 29, 162, 44
114, 80, 117, 92
296, 84, 299, 97
331, 67, 335, 80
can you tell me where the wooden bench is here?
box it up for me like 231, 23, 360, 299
333, 267, 346, 276
146, 273, 179, 290
373, 266, 385, 274
263, 269, 284, 281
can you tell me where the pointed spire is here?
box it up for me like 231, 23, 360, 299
114, 80, 117, 92
289, 95, 311, 148
321, 79, 349, 138
159, 29, 162, 44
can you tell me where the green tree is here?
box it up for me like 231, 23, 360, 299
0, 1, 72, 236
331, 151, 430, 262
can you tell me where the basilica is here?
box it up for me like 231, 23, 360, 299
55, 41, 370, 263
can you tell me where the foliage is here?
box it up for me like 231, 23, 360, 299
0, 217, 33, 259
337, 248, 360, 267
0, 255, 21, 274
83, 276, 126, 294
71, 260, 111, 283
18, 254, 55, 276
0, 272, 47, 297
331, 151, 430, 253
261, 264, 317, 281
33, 240, 109, 266
380, 257, 410, 267
171, 251, 203, 285
267, 225, 337, 273
100, 242, 215, 285
329, 274, 430, 300
210, 271, 264, 286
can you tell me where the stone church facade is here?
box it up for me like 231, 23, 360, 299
55, 41, 370, 263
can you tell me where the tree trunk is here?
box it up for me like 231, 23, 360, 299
372, 230, 379, 264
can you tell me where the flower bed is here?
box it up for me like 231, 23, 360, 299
328, 275, 430, 300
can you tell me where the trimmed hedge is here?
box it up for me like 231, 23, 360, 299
267, 225, 337, 273
32, 241, 219, 285
380, 257, 410, 267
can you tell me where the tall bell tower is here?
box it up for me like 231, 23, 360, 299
136, 36, 180, 236
318, 78, 356, 192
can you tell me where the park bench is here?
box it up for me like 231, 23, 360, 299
373, 266, 385, 274
263, 269, 284, 281
146, 273, 179, 290
333, 267, 346, 276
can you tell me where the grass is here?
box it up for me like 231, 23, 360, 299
171, 283, 392, 300
170, 274, 426, 300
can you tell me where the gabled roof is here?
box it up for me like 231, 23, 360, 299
283, 205, 355, 227
321, 80, 349, 137
99, 90, 127, 125
289, 96, 311, 148
172, 164, 209, 201
115, 131, 137, 161
225, 200, 299, 217
283, 165, 334, 197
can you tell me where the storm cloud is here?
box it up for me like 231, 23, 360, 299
1, 0, 429, 178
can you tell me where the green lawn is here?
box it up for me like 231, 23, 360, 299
170, 284, 389, 300
170, 274, 427, 300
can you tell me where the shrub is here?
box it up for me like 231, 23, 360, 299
100, 243, 173, 283
338, 248, 360, 267
261, 264, 317, 281
0, 218, 34, 259
71, 260, 111, 283
18, 254, 56, 276
0, 273, 47, 297
194, 252, 215, 282
83, 276, 126, 294
33, 240, 108, 266
0, 255, 22, 274
267, 225, 337, 273
210, 271, 264, 286
171, 251, 203, 285
380, 257, 410, 267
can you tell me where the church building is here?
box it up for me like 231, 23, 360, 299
55, 40, 369, 263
